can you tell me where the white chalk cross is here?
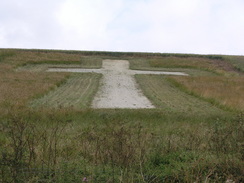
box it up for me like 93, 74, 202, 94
48, 60, 188, 109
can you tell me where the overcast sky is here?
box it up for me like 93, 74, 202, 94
0, 0, 244, 55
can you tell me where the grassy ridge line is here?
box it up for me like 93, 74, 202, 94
30, 73, 102, 109
0, 48, 228, 59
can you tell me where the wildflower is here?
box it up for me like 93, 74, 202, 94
82, 177, 88, 182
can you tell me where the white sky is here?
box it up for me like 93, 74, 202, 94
0, 0, 244, 55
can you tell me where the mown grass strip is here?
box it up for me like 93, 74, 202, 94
30, 73, 102, 109
135, 75, 226, 117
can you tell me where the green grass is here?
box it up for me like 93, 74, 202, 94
80, 56, 103, 68
1, 108, 242, 182
0, 50, 16, 62
30, 73, 102, 109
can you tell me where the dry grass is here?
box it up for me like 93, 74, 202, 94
129, 56, 240, 76
171, 76, 244, 111
149, 56, 238, 74
0, 59, 69, 113
0, 51, 74, 110
0, 50, 102, 112
6, 50, 103, 69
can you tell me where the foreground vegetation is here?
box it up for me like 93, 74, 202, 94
0, 49, 243, 182
1, 108, 243, 182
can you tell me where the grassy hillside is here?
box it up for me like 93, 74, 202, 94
0, 49, 243, 182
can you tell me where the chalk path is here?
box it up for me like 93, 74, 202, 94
48, 60, 188, 108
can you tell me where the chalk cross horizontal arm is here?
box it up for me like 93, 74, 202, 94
47, 60, 188, 108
